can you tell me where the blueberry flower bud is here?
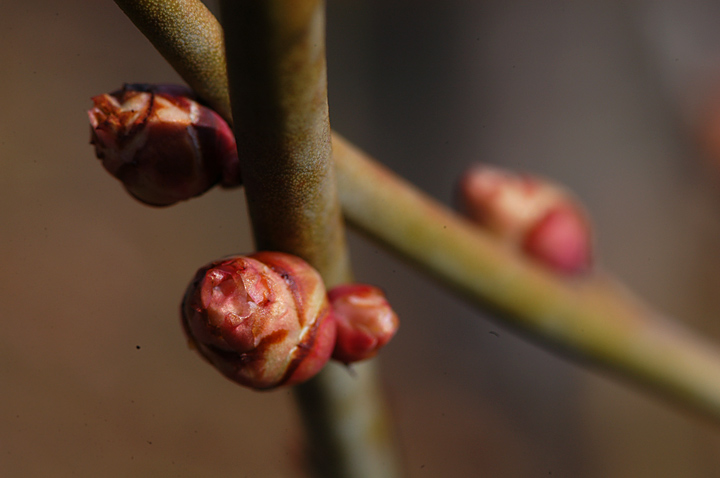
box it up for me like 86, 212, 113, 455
328, 284, 399, 364
458, 164, 592, 274
181, 252, 336, 390
88, 83, 239, 206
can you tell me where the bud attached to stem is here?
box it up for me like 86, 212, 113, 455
328, 284, 399, 364
458, 164, 592, 274
181, 252, 336, 390
88, 84, 239, 206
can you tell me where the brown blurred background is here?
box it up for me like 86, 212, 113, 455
4, 1, 720, 476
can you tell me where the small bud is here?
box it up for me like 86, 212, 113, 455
88, 83, 239, 206
328, 284, 399, 364
181, 252, 336, 390
695, 89, 720, 182
458, 165, 592, 274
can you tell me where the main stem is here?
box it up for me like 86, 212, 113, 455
219, 2, 400, 477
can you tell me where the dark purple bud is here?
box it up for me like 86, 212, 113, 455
88, 83, 239, 206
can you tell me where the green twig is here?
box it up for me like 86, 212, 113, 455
113, 0, 231, 120
217, 2, 400, 477
333, 134, 720, 421
219, 0, 348, 282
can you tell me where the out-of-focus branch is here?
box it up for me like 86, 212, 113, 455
114, 0, 720, 424
333, 134, 720, 421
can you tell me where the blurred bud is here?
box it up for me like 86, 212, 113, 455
181, 252, 336, 390
458, 164, 592, 274
328, 284, 399, 364
695, 89, 720, 182
88, 83, 239, 206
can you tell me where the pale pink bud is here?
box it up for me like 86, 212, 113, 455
181, 252, 336, 390
458, 165, 592, 274
328, 284, 399, 364
88, 84, 239, 206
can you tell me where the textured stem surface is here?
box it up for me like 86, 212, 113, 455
220, 0, 348, 281
113, 0, 231, 120
114, 0, 720, 427
219, 2, 400, 477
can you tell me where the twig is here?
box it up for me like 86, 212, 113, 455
219, 0, 348, 281
120, 0, 401, 476
217, 2, 401, 476
113, 0, 231, 120
333, 134, 720, 422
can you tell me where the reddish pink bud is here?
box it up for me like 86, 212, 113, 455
458, 165, 592, 274
88, 83, 239, 206
695, 90, 720, 182
328, 284, 399, 364
181, 252, 336, 390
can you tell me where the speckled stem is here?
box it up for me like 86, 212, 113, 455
221, 1, 400, 477
113, 0, 231, 121
115, 0, 720, 429
219, 0, 349, 282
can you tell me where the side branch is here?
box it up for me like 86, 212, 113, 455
113, 0, 231, 120
333, 135, 720, 421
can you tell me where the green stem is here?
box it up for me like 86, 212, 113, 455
113, 0, 231, 120
219, 2, 400, 477
219, 0, 348, 282
333, 134, 720, 420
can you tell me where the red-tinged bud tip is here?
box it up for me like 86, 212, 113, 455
181, 252, 335, 390
328, 284, 399, 364
522, 207, 591, 274
88, 83, 239, 206
458, 164, 593, 275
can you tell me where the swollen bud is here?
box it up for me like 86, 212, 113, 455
458, 164, 592, 274
88, 83, 239, 206
328, 284, 399, 364
181, 252, 336, 390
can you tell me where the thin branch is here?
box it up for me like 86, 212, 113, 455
113, 0, 231, 120
198, 0, 400, 477
219, 0, 349, 282
333, 134, 720, 421
113, 0, 720, 426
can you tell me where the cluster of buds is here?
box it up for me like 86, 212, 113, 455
88, 84, 240, 206
89, 85, 399, 389
457, 164, 593, 275
181, 252, 399, 390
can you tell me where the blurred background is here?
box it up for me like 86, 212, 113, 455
4, 1, 720, 476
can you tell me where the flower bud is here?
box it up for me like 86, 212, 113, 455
88, 83, 239, 206
328, 284, 399, 364
181, 252, 336, 390
458, 164, 592, 274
